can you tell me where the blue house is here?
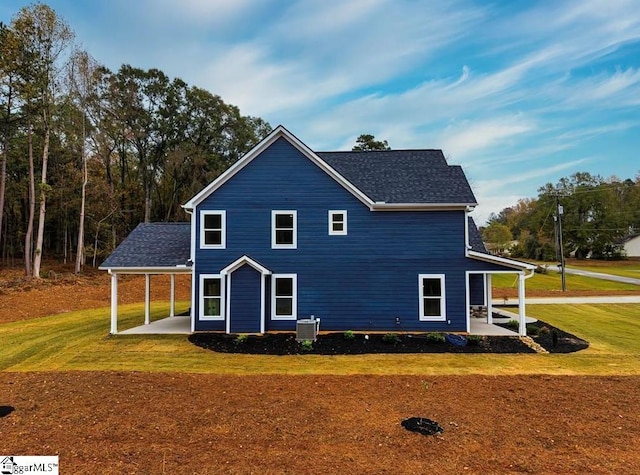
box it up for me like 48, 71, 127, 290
101, 126, 533, 335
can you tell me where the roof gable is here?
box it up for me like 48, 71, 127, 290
183, 125, 372, 210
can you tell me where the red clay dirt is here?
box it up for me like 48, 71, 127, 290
2, 373, 639, 474
1, 263, 640, 474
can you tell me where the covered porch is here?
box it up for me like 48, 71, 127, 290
98, 222, 193, 334
466, 264, 535, 336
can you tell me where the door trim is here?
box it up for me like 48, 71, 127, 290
221, 255, 271, 334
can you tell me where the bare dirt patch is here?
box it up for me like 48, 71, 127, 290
1, 372, 639, 474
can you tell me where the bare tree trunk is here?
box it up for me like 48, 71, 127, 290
32, 122, 50, 279
75, 114, 87, 273
0, 85, 13, 267
24, 121, 35, 277
0, 128, 7, 265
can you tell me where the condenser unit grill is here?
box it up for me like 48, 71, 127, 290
296, 319, 319, 341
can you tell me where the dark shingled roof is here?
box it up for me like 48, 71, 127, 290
100, 223, 190, 269
317, 149, 477, 204
467, 217, 488, 253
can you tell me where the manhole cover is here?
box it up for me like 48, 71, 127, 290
0, 406, 14, 418
401, 417, 444, 436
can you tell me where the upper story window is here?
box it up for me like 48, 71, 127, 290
418, 274, 446, 321
328, 210, 347, 235
200, 210, 226, 249
272, 210, 297, 249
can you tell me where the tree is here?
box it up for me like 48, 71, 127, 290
11, 3, 74, 277
66, 49, 99, 273
352, 134, 390, 151
0, 22, 21, 265
482, 222, 513, 254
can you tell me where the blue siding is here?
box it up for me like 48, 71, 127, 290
229, 265, 262, 333
193, 137, 520, 333
469, 274, 485, 306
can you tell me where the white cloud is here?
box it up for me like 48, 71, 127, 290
438, 118, 534, 160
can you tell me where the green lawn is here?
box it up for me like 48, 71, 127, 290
491, 270, 640, 292
1, 301, 639, 375
566, 263, 640, 280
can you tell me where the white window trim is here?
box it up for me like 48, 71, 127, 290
418, 273, 446, 321
328, 210, 347, 235
200, 210, 226, 249
271, 273, 297, 320
200, 274, 225, 321
271, 210, 297, 249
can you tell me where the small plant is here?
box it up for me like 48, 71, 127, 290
505, 319, 519, 331
235, 334, 248, 344
382, 332, 401, 344
300, 339, 313, 352
467, 334, 482, 346
420, 380, 431, 391
344, 330, 355, 340
425, 332, 446, 343
538, 326, 550, 335
526, 325, 540, 336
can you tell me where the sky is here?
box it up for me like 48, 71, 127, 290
2, 0, 640, 223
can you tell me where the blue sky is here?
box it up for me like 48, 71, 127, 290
2, 0, 639, 223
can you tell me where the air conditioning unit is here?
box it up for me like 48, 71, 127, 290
296, 317, 320, 341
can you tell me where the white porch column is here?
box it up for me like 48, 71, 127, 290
145, 273, 151, 325
110, 272, 118, 334
518, 273, 526, 336
486, 274, 493, 324
170, 274, 175, 317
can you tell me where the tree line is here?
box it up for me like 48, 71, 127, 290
483, 172, 640, 260
0, 3, 271, 276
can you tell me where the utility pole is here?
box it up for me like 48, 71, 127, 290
556, 196, 566, 292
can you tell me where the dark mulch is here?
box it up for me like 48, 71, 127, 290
526, 320, 590, 353
189, 319, 588, 355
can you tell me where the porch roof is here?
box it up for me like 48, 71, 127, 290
99, 222, 191, 272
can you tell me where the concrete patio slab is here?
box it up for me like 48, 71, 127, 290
119, 315, 191, 335
469, 318, 518, 336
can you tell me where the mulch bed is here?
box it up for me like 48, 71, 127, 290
189, 320, 588, 355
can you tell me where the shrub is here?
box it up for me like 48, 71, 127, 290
235, 334, 248, 344
505, 319, 519, 331
425, 333, 446, 343
300, 339, 313, 351
538, 326, 550, 335
382, 333, 401, 344
343, 330, 355, 340
467, 334, 482, 346
526, 325, 539, 336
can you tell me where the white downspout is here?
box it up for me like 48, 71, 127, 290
185, 208, 196, 333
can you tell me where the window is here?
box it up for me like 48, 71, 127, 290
200, 210, 226, 248
418, 274, 446, 321
200, 274, 224, 320
272, 211, 297, 249
329, 210, 347, 235
271, 274, 297, 320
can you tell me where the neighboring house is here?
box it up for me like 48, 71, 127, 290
620, 233, 640, 258
100, 126, 534, 335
